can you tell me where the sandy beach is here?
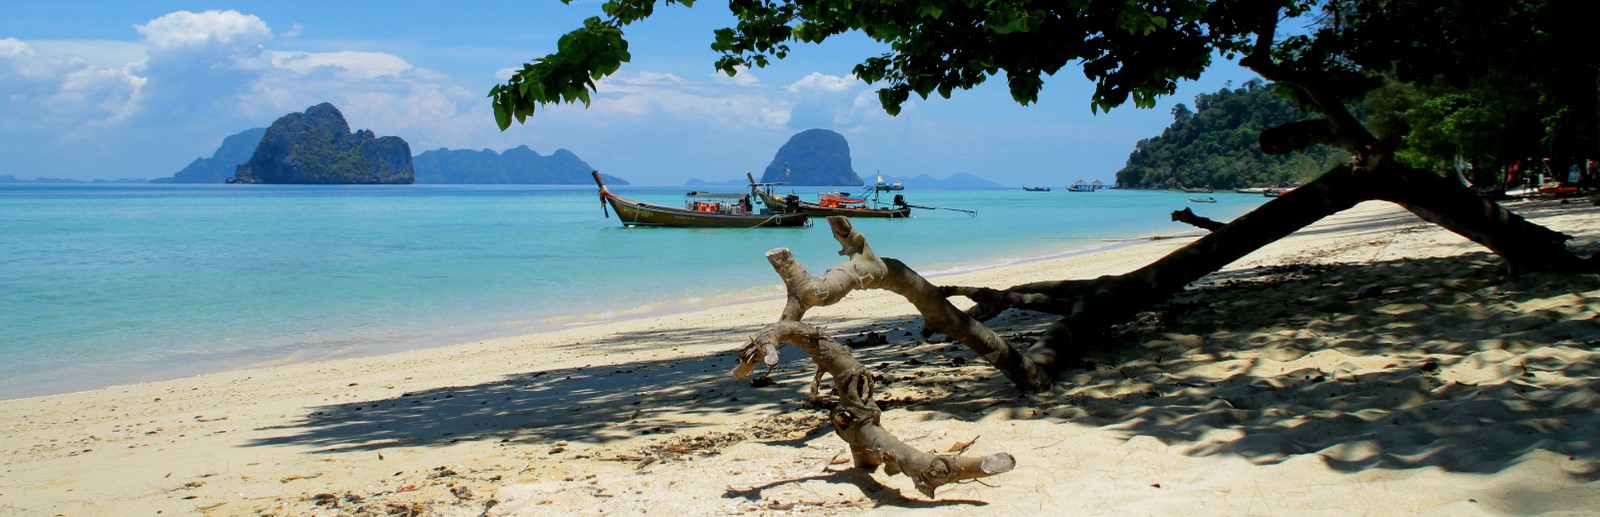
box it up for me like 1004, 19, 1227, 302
3, 197, 1598, 516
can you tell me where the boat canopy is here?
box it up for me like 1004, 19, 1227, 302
685, 191, 748, 200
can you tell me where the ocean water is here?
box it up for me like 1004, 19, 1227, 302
0, 183, 1267, 399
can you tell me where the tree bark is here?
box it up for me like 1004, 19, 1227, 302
1171, 207, 1225, 231
734, 217, 1028, 497
947, 160, 1597, 374
737, 321, 1015, 498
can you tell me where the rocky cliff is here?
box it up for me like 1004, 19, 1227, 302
758, 129, 863, 186
230, 103, 413, 184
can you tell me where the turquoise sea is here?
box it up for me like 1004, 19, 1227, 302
0, 183, 1267, 399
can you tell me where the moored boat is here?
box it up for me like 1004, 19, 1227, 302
1189, 196, 1217, 203
594, 171, 809, 228
1024, 186, 1052, 192
746, 173, 912, 218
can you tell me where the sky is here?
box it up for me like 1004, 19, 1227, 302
0, 1, 1267, 186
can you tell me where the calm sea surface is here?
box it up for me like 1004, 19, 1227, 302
0, 183, 1266, 399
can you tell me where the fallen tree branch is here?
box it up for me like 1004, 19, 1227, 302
737, 321, 1015, 498
1170, 207, 1224, 231
734, 216, 1029, 497
744, 217, 1051, 392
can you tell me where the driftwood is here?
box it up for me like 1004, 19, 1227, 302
735, 217, 1021, 497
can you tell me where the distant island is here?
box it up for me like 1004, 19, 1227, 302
0, 175, 149, 184
230, 103, 414, 184
757, 129, 863, 186
151, 116, 999, 188
154, 107, 623, 185
413, 146, 627, 185
873, 172, 1003, 189
153, 128, 268, 183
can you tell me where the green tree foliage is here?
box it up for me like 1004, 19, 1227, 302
490, 0, 1317, 128
1287, 0, 1598, 183
1117, 80, 1348, 189
489, 0, 1593, 193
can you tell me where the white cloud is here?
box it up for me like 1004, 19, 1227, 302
570, 70, 792, 132
266, 50, 413, 80
134, 10, 271, 51
0, 37, 35, 58
0, 37, 143, 132
786, 72, 855, 95
780, 72, 869, 130
711, 65, 759, 86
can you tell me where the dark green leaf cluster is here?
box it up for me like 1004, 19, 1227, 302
1291, 0, 1598, 169
489, 16, 634, 130
1115, 80, 1347, 189
490, 1, 1316, 127
712, 0, 1278, 114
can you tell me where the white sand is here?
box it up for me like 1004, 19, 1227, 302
2, 198, 1597, 516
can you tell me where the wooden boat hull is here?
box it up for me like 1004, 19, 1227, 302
602, 194, 809, 227
753, 189, 911, 218
593, 171, 808, 228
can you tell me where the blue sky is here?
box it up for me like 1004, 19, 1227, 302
0, 1, 1266, 186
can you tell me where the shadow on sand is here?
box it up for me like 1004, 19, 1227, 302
248, 221, 1600, 496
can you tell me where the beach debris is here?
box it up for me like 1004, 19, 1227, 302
742, 217, 1025, 498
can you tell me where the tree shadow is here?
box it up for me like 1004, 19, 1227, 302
245, 314, 933, 453
1035, 248, 1600, 481
246, 218, 1599, 500
722, 468, 990, 510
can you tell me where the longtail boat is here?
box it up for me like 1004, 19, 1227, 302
746, 172, 912, 218
593, 171, 809, 228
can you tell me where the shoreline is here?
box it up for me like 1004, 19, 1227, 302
0, 221, 1208, 403
4, 198, 1597, 516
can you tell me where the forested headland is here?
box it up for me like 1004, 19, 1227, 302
1115, 80, 1347, 190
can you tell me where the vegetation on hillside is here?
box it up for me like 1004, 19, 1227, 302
1116, 79, 1347, 189
232, 103, 413, 185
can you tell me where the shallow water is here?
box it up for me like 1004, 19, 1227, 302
0, 183, 1267, 399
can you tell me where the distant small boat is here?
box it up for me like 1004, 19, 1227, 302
595, 171, 810, 228
1068, 180, 1094, 192
1182, 186, 1215, 193
1024, 186, 1052, 192
1235, 187, 1267, 194
1189, 196, 1217, 203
